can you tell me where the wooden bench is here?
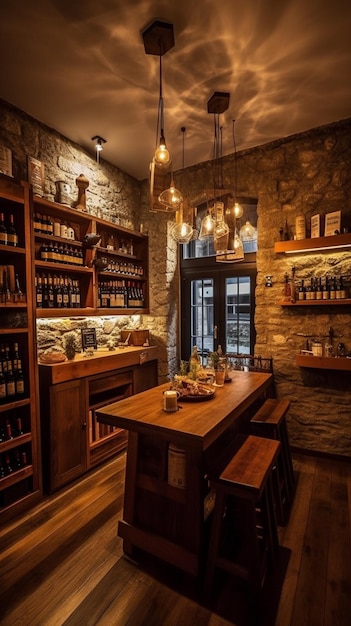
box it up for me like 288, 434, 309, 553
250, 398, 295, 526
204, 435, 281, 611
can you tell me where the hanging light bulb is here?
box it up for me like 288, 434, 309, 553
233, 201, 243, 219
154, 127, 171, 167
231, 119, 243, 218
199, 208, 216, 240
170, 207, 194, 244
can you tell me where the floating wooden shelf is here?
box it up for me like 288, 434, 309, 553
296, 354, 351, 371
279, 299, 351, 306
274, 232, 351, 254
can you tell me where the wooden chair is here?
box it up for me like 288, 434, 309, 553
204, 435, 281, 610
250, 398, 295, 526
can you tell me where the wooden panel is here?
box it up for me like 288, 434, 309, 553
49, 379, 87, 491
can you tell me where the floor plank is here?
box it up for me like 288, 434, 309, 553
0, 451, 350, 626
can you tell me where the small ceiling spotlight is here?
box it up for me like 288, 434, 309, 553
91, 136, 107, 163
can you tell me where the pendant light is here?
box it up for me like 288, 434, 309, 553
142, 20, 174, 168
199, 92, 230, 243
231, 118, 243, 218
143, 20, 180, 212
216, 118, 245, 262
158, 175, 183, 211
170, 127, 193, 242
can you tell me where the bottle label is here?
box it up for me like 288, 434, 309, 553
0, 232, 7, 244
16, 380, 25, 394
0, 382, 6, 398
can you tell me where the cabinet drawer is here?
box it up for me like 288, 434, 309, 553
89, 371, 133, 395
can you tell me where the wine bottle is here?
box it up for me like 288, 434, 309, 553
0, 212, 7, 245
4, 452, 13, 475
47, 274, 55, 308
5, 361, 16, 400
14, 449, 22, 470
35, 274, 43, 308
7, 214, 18, 246
0, 361, 6, 402
5, 419, 14, 440
14, 273, 25, 303
15, 362, 25, 398
16, 416, 24, 436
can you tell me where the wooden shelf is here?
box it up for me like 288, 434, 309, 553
279, 299, 351, 306
1, 178, 42, 521
275, 232, 351, 254
33, 195, 149, 316
296, 354, 351, 371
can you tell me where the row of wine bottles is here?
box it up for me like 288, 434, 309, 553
0, 448, 29, 479
0, 212, 18, 246
39, 241, 84, 266
98, 257, 144, 277
33, 212, 76, 240
0, 343, 25, 403
284, 273, 349, 301
0, 416, 25, 441
35, 273, 81, 309
0, 266, 25, 303
98, 280, 145, 308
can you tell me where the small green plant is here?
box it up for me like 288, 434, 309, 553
64, 332, 77, 360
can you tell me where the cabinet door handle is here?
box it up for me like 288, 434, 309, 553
82, 422, 87, 430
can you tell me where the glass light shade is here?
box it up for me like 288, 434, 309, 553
171, 221, 194, 244
198, 211, 215, 240
240, 220, 257, 240
158, 179, 183, 211
216, 229, 244, 263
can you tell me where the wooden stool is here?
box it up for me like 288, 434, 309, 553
250, 398, 295, 526
204, 435, 281, 607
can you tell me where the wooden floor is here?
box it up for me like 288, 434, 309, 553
0, 451, 350, 626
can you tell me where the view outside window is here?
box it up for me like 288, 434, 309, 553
190, 276, 252, 360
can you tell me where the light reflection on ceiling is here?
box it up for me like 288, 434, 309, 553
0, 0, 350, 180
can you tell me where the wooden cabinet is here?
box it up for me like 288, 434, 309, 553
0, 177, 42, 520
39, 347, 157, 492
32, 196, 149, 317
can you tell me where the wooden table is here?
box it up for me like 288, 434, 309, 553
96, 370, 272, 577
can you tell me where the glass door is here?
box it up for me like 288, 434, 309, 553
181, 267, 256, 363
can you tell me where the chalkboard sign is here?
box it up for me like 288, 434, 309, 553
81, 328, 97, 351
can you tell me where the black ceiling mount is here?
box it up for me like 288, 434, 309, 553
207, 92, 230, 114
142, 20, 175, 56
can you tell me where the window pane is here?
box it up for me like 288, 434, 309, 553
226, 276, 251, 354
190, 279, 214, 360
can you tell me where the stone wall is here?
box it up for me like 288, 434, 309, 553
169, 118, 351, 457
0, 98, 177, 381
1, 97, 351, 457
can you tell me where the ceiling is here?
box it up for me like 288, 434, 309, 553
1, 0, 351, 181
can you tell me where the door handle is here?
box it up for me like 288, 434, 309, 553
213, 325, 218, 340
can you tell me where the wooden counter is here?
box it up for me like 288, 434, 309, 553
96, 370, 272, 577
38, 345, 158, 384
38, 346, 158, 492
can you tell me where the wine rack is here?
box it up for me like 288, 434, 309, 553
32, 197, 149, 317
0, 177, 42, 520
